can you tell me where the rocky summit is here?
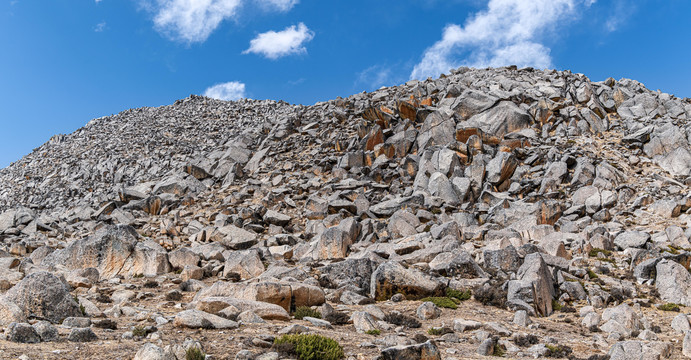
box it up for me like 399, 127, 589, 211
0, 66, 690, 360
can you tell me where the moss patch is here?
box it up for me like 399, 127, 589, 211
274, 334, 344, 360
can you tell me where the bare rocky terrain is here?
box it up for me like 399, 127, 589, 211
0, 66, 690, 360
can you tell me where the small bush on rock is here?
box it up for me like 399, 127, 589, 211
274, 334, 344, 360
420, 296, 458, 309
446, 288, 471, 301
293, 306, 321, 320
185, 347, 205, 360
658, 303, 681, 312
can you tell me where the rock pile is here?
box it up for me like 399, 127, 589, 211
0, 66, 690, 359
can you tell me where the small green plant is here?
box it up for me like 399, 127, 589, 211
80, 304, 86, 316
293, 306, 322, 320
446, 288, 471, 301
545, 344, 572, 358
588, 248, 612, 257
587, 269, 599, 279
658, 303, 681, 312
427, 327, 444, 336
365, 329, 380, 336
552, 299, 563, 312
493, 342, 506, 357
186, 347, 206, 360
274, 334, 344, 360
132, 325, 147, 337
420, 297, 458, 309
133, 273, 144, 278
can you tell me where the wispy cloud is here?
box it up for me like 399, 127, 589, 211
203, 81, 246, 101
150, 0, 242, 43
411, 0, 596, 80
357, 65, 396, 90
605, 0, 635, 32
94, 22, 107, 32
255, 0, 298, 12
243, 23, 314, 59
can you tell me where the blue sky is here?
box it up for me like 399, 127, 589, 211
1, 0, 690, 168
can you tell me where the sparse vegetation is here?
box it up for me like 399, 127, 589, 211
427, 327, 452, 336
274, 334, 344, 360
552, 299, 563, 311
493, 342, 506, 357
588, 248, 612, 257
132, 325, 147, 337
365, 329, 380, 336
420, 296, 458, 309
293, 306, 321, 320
658, 303, 681, 312
185, 347, 205, 360
446, 288, 471, 301
587, 269, 599, 279
545, 344, 573, 358
143, 280, 159, 288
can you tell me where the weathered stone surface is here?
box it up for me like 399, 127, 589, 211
173, 309, 239, 329
608, 340, 672, 360
614, 231, 650, 250
370, 261, 445, 301
378, 340, 441, 360
655, 259, 691, 307
507, 253, 554, 316
5, 322, 40, 343
1, 271, 81, 325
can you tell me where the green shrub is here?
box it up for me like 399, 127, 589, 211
293, 306, 321, 320
446, 288, 471, 301
185, 347, 205, 360
132, 325, 147, 337
365, 329, 380, 336
551, 300, 563, 311
493, 342, 506, 357
658, 303, 681, 312
274, 334, 344, 360
420, 297, 458, 309
426, 327, 452, 336
545, 344, 572, 358
588, 248, 612, 257
587, 269, 599, 279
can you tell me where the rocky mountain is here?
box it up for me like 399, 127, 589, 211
0, 66, 690, 360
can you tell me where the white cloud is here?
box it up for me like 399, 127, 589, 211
151, 0, 242, 43
411, 0, 595, 80
94, 22, 107, 32
95, 0, 103, 3
255, 0, 298, 12
204, 81, 246, 101
243, 22, 314, 59
605, 0, 634, 32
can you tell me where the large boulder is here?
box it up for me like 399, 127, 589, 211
194, 281, 324, 312
462, 101, 532, 137
655, 259, 691, 306
42, 225, 170, 278
507, 253, 555, 316
608, 340, 672, 360
370, 261, 445, 301
0, 271, 82, 325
